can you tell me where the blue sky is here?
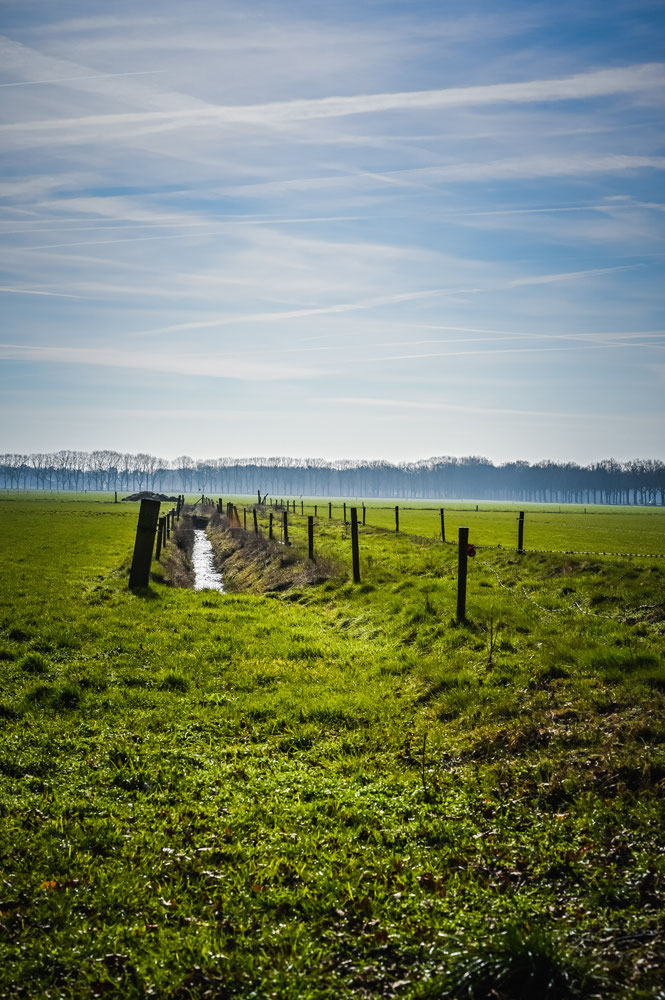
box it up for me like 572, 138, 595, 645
1, 0, 664, 463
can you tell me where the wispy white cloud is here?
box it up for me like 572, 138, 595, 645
1, 2, 663, 461
0, 342, 328, 381
0, 285, 89, 299
2, 64, 662, 142
0, 70, 166, 88
317, 396, 623, 420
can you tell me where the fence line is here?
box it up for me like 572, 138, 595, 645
252, 500, 665, 559
125, 495, 663, 627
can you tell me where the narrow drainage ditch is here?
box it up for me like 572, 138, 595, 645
191, 527, 224, 592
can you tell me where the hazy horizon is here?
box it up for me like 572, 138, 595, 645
1, 0, 664, 463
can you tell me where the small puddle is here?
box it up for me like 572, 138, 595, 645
192, 529, 224, 592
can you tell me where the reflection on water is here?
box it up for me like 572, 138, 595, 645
192, 529, 224, 592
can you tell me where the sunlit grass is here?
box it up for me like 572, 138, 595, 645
0, 493, 663, 998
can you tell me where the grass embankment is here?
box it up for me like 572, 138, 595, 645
0, 494, 663, 998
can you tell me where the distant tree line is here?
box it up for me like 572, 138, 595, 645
1, 451, 664, 505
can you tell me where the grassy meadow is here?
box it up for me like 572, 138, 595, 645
0, 491, 664, 999
268, 496, 665, 556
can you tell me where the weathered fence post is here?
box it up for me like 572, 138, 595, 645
114, 490, 118, 503
314, 504, 318, 517
308, 515, 314, 560
243, 508, 247, 530
395, 505, 399, 533
269, 512, 274, 540
166, 511, 171, 540
457, 526, 469, 622
129, 499, 160, 589
350, 507, 360, 584
283, 510, 289, 546
518, 511, 525, 554
440, 508, 445, 542
329, 502, 332, 519
253, 509, 258, 535
362, 504, 366, 525
343, 502, 347, 522
301, 500, 304, 515
155, 516, 164, 560
258, 490, 261, 505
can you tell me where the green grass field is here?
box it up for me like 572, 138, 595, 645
0, 492, 664, 998
256, 496, 665, 556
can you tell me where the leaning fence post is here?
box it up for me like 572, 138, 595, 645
253, 509, 258, 535
395, 505, 399, 533
518, 511, 525, 554
129, 499, 160, 589
308, 515, 314, 560
457, 526, 469, 622
283, 510, 289, 546
440, 508, 445, 542
350, 507, 360, 583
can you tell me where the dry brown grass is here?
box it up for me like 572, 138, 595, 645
206, 511, 339, 593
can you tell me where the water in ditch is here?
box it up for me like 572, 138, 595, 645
192, 529, 224, 592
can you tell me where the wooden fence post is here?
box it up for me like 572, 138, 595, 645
283, 510, 289, 546
253, 509, 258, 535
165, 511, 171, 540
114, 490, 118, 503
301, 500, 304, 515
457, 526, 469, 622
258, 490, 261, 505
314, 504, 318, 517
269, 512, 274, 540
155, 516, 164, 560
308, 515, 314, 560
440, 508, 445, 542
329, 502, 332, 519
362, 504, 366, 525
343, 502, 347, 522
518, 511, 525, 553
243, 508, 247, 530
129, 498, 160, 589
395, 505, 399, 533
350, 507, 360, 583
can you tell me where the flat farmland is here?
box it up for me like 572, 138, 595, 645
225, 496, 665, 556
1, 492, 664, 999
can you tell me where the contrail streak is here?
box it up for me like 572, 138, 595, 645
0, 70, 165, 88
